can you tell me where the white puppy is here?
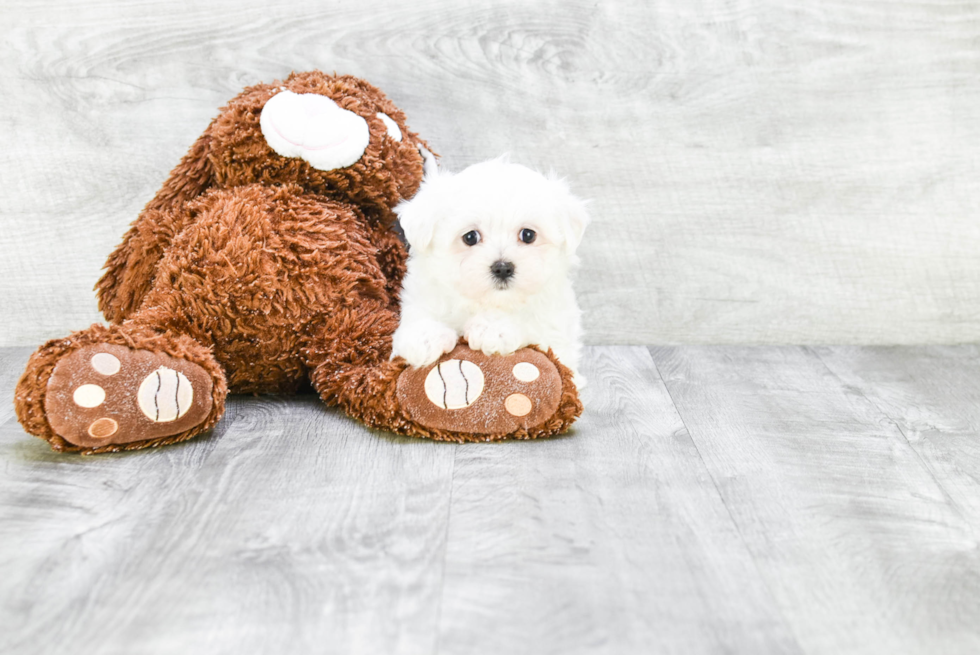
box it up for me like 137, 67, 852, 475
391, 158, 589, 386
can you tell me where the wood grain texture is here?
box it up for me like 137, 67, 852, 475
0, 358, 457, 654
2, 0, 980, 346
57, 398, 456, 655
0, 396, 229, 653
653, 345, 980, 655
436, 346, 801, 654
0, 348, 32, 426
813, 345, 980, 542
3, 346, 980, 652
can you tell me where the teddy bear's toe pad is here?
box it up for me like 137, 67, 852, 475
45, 344, 213, 448
397, 345, 562, 435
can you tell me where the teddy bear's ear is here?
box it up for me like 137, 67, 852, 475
395, 175, 444, 251
260, 90, 370, 171
417, 144, 439, 179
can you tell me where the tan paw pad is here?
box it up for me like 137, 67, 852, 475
504, 393, 533, 417
88, 418, 118, 439
512, 362, 540, 382
90, 352, 121, 375
137, 367, 194, 422
424, 359, 485, 409
73, 384, 106, 408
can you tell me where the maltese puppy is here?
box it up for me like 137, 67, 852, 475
391, 158, 589, 386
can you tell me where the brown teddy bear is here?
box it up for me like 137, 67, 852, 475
13, 71, 582, 454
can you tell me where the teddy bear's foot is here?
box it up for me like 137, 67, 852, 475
44, 344, 214, 449
396, 344, 579, 440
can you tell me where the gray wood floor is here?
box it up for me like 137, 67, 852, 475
1, 345, 979, 655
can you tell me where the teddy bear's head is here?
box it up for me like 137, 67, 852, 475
203, 71, 431, 224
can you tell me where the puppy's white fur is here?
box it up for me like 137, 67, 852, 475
391, 158, 589, 386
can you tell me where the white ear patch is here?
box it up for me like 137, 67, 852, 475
418, 144, 439, 179
260, 90, 370, 171
376, 112, 402, 141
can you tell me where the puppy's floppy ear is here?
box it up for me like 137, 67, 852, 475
395, 176, 443, 251
555, 181, 590, 254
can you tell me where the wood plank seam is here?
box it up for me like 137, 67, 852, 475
805, 346, 968, 521
645, 345, 803, 647
431, 442, 459, 655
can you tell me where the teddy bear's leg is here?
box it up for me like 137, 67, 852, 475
14, 323, 227, 454
306, 304, 582, 441
392, 342, 583, 441
97, 128, 215, 323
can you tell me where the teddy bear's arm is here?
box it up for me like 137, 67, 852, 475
368, 222, 408, 306
96, 128, 215, 323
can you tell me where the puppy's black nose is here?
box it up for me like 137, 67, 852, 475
490, 259, 515, 281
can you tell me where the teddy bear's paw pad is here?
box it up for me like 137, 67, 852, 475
44, 344, 213, 448
396, 345, 562, 436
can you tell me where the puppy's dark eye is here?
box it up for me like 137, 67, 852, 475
519, 228, 537, 244
462, 230, 481, 246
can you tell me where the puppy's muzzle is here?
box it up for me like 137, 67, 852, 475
490, 259, 515, 283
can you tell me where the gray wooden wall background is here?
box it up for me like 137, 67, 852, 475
2, 0, 978, 347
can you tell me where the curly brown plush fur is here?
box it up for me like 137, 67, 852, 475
97, 72, 422, 325
13, 71, 582, 454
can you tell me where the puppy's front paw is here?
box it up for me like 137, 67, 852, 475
464, 316, 524, 357
392, 322, 459, 368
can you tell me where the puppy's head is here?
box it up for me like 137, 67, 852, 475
396, 158, 589, 305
